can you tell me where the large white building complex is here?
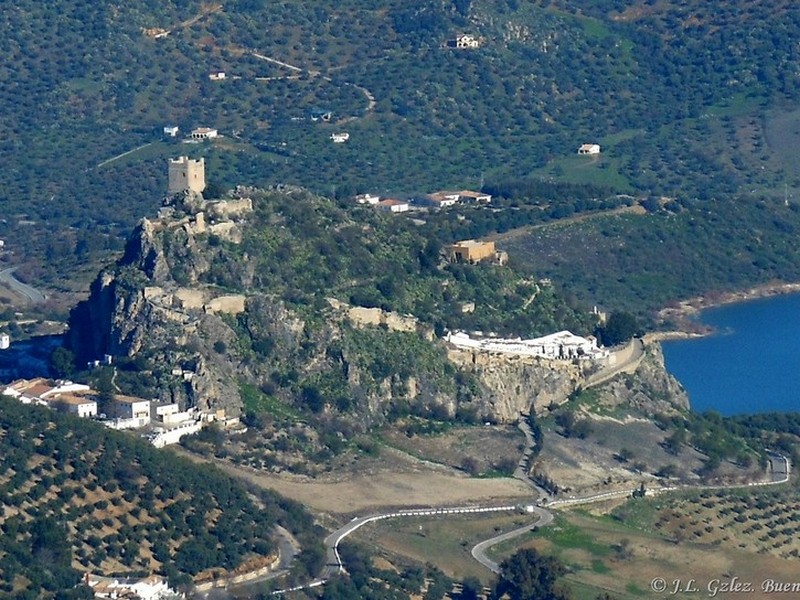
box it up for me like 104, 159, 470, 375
446, 330, 608, 360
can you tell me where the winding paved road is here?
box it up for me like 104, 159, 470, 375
322, 505, 519, 578
583, 337, 646, 389
264, 431, 790, 595
470, 506, 554, 573
0, 268, 46, 304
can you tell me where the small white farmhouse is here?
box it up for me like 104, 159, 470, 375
377, 199, 409, 213
577, 143, 601, 155
191, 127, 219, 140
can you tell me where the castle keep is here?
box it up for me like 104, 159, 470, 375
168, 156, 205, 194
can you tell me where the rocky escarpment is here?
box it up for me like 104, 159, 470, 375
447, 347, 583, 420
68, 198, 254, 416
67, 188, 688, 426
585, 342, 690, 416
445, 340, 690, 422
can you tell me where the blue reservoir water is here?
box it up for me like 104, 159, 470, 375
661, 293, 800, 416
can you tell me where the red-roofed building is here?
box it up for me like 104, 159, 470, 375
52, 394, 97, 418
377, 199, 409, 213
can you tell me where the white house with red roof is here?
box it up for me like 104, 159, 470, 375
377, 199, 410, 213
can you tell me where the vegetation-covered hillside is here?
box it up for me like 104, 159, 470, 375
218, 187, 598, 336
499, 195, 800, 315
2, 0, 800, 299
63, 186, 602, 476
0, 395, 323, 599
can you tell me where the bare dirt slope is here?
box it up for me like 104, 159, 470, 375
242, 470, 533, 514
174, 446, 533, 515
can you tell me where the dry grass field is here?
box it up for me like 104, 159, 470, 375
380, 424, 524, 475
354, 512, 532, 584
206, 459, 534, 515
538, 416, 761, 495
177, 424, 535, 515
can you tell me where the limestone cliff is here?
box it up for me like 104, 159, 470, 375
586, 342, 690, 416
68, 210, 250, 415
447, 347, 583, 420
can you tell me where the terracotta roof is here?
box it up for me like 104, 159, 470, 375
114, 395, 150, 405
54, 394, 96, 406
458, 190, 490, 199
25, 383, 54, 398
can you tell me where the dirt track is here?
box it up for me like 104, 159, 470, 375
487, 204, 646, 243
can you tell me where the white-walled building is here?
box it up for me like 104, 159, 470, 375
54, 395, 98, 418
425, 192, 460, 208
577, 143, 601, 155
147, 420, 204, 448
46, 380, 92, 397
3, 378, 57, 403
0, 333, 9, 350
84, 573, 183, 599
377, 199, 410, 213
457, 190, 492, 203
163, 125, 179, 137
154, 402, 180, 419
190, 127, 219, 140
449, 34, 480, 49
113, 396, 151, 420
160, 409, 196, 426
331, 132, 350, 143
354, 193, 380, 205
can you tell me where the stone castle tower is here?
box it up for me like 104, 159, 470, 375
168, 156, 206, 194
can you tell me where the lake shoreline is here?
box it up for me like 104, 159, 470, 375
651, 281, 800, 341
658, 287, 800, 416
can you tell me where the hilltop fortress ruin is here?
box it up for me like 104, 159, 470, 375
161, 155, 253, 243
168, 156, 206, 194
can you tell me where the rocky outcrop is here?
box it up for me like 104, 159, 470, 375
120, 219, 171, 282
446, 340, 688, 422
583, 342, 690, 416
447, 347, 583, 421
68, 216, 247, 416
67, 189, 688, 427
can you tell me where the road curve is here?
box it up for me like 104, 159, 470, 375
583, 337, 645, 389
271, 452, 790, 594
270, 504, 521, 595
470, 506, 554, 573
322, 505, 520, 578
0, 267, 46, 304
